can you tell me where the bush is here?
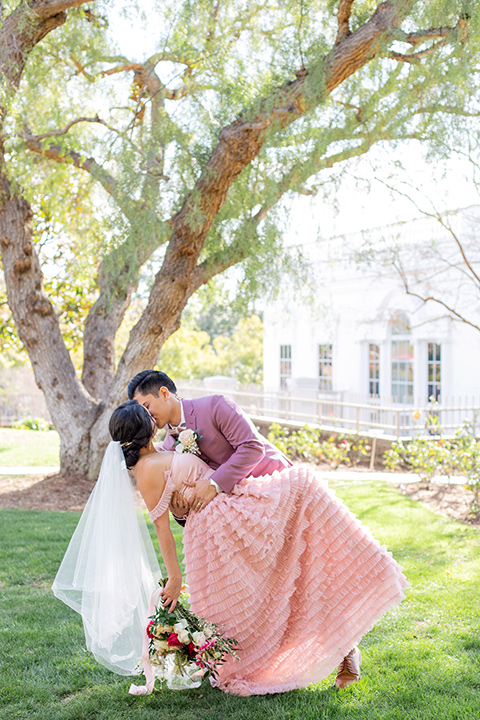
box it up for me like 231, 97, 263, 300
267, 423, 371, 468
11, 416, 53, 432
383, 413, 480, 517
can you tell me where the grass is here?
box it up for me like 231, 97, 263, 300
0, 428, 60, 467
1, 479, 479, 719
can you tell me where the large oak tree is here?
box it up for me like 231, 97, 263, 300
0, 0, 478, 477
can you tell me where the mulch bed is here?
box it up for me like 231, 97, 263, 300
0, 473, 97, 512
396, 480, 480, 528
0, 469, 478, 528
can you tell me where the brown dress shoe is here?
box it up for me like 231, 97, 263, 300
335, 647, 362, 689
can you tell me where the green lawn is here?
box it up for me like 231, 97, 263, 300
0, 428, 60, 467
1, 479, 479, 720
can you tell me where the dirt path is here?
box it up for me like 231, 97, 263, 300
0, 468, 479, 527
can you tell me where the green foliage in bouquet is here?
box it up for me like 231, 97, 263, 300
267, 424, 370, 467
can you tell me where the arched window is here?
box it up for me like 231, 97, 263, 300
390, 311, 411, 335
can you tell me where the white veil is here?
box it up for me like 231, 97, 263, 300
52, 441, 162, 675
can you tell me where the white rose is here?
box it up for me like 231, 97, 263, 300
179, 429, 195, 444
204, 626, 214, 638
177, 629, 191, 644
175, 442, 185, 453
173, 619, 188, 632
153, 639, 170, 652
192, 631, 206, 647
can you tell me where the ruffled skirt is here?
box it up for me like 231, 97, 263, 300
183, 465, 408, 696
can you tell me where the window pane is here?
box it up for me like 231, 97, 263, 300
319, 344, 333, 391
391, 340, 413, 403
280, 345, 292, 389
368, 343, 380, 396
427, 343, 441, 401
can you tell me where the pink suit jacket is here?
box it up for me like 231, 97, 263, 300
162, 394, 291, 493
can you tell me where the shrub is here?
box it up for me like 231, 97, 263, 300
267, 423, 370, 468
11, 416, 53, 432
383, 413, 480, 517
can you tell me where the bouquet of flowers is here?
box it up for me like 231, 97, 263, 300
173, 429, 202, 456
146, 580, 239, 687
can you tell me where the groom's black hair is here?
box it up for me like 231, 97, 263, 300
127, 370, 177, 400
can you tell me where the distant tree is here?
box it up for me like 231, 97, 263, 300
1, 1, 479, 477
157, 314, 263, 385
213, 315, 263, 385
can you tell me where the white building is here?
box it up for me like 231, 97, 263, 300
263, 206, 480, 436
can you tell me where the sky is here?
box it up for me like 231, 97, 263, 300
285, 146, 479, 246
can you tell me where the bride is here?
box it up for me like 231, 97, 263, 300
53, 400, 408, 697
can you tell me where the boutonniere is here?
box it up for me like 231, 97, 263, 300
173, 429, 202, 456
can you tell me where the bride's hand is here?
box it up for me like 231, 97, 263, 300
169, 490, 190, 518
160, 575, 182, 613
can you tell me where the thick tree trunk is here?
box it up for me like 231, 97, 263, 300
0, 174, 99, 475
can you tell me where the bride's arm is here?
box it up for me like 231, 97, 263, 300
135, 456, 182, 612
153, 512, 182, 612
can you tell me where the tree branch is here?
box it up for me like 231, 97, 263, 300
0, 0, 91, 88
24, 114, 103, 140
105, 1, 446, 403
396, 259, 480, 333
386, 39, 447, 64
336, 0, 355, 45
21, 130, 120, 200
193, 132, 402, 287
399, 26, 457, 45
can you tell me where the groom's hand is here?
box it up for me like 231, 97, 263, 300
191, 478, 217, 512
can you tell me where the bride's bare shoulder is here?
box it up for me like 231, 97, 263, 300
133, 451, 173, 510
133, 450, 172, 485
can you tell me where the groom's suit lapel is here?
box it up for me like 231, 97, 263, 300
182, 399, 197, 431
182, 398, 210, 464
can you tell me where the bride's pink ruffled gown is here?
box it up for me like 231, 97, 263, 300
151, 452, 409, 696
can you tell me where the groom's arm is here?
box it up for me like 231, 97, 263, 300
207, 394, 265, 494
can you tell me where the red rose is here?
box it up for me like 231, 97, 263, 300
146, 621, 155, 639
167, 632, 182, 647
188, 642, 196, 658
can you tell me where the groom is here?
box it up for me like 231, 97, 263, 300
127, 369, 291, 515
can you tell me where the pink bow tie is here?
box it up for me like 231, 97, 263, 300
167, 424, 186, 436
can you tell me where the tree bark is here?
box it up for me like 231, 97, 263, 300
0, 0, 96, 474
0, 175, 99, 474
0, 0, 90, 88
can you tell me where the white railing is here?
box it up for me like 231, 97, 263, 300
2, 383, 479, 439
177, 381, 480, 439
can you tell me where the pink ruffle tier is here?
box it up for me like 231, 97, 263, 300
182, 464, 409, 696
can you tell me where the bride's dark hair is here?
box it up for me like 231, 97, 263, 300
109, 400, 155, 468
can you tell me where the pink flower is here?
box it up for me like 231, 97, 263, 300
167, 632, 182, 647
188, 642, 196, 658
146, 621, 155, 639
